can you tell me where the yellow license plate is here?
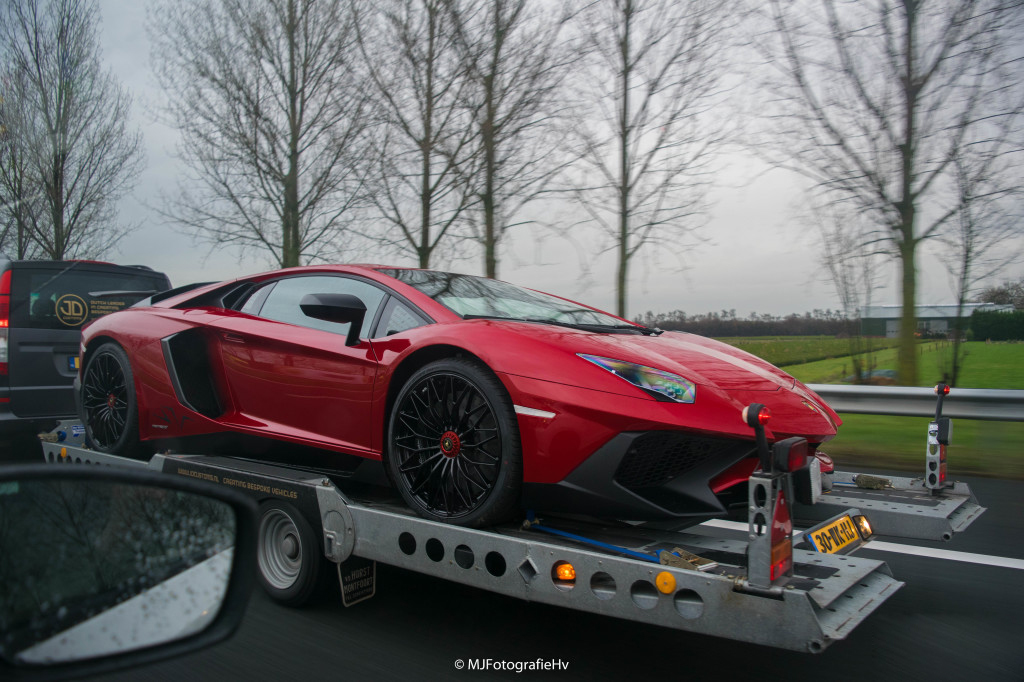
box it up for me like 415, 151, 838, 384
807, 515, 860, 554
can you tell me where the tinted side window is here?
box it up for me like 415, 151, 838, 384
238, 282, 275, 316
257, 276, 386, 338
10, 266, 170, 331
373, 298, 427, 338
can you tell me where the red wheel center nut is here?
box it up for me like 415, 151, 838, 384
107, 394, 117, 409
440, 431, 461, 458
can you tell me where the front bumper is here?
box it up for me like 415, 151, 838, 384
522, 430, 756, 520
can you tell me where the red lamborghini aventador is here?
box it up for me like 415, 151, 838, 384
76, 265, 840, 527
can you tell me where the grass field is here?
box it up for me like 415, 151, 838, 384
717, 337, 1024, 479
776, 341, 1024, 388
718, 336, 900, 368
824, 415, 1024, 479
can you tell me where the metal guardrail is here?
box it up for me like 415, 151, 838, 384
807, 384, 1024, 422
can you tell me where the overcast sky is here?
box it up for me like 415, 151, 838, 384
95, 0, 1023, 319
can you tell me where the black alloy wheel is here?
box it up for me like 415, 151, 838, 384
387, 358, 521, 527
81, 342, 143, 457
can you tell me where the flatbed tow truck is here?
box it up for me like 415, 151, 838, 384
36, 386, 983, 654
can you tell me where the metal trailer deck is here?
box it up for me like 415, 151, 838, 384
37, 425, 984, 654
794, 471, 984, 542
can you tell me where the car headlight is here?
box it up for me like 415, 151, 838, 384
577, 354, 696, 403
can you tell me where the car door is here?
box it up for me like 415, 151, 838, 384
211, 275, 387, 455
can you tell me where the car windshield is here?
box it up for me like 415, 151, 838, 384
380, 269, 629, 327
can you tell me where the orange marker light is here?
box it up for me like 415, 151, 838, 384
555, 563, 576, 581
656, 571, 676, 594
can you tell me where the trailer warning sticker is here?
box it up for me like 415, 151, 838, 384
339, 556, 376, 606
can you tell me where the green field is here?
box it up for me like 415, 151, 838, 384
718, 336, 900, 368
717, 337, 1024, 479
777, 341, 1024, 387
824, 415, 1024, 479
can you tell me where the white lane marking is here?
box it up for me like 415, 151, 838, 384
702, 519, 750, 532
699, 519, 1024, 570
701, 519, 807, 537
862, 541, 1024, 570
513, 405, 556, 419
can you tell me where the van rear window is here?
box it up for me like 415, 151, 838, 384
9, 266, 169, 330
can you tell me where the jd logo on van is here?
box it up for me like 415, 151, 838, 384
55, 294, 89, 327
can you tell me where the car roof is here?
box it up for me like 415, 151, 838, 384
1, 258, 169, 277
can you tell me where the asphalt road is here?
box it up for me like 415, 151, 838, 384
91, 474, 1024, 682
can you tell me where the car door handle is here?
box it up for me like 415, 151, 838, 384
221, 332, 245, 344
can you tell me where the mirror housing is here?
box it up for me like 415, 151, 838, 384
299, 293, 366, 347
0, 465, 257, 681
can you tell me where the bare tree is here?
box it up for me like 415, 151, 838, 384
755, 0, 1024, 384
151, 0, 372, 268
356, 0, 479, 269
814, 201, 887, 383
0, 0, 143, 260
938, 146, 1023, 385
453, 0, 577, 278
978, 276, 1024, 309
568, 0, 734, 317
0, 69, 43, 259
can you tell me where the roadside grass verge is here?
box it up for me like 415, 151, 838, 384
824, 414, 1024, 480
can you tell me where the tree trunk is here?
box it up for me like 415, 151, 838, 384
49, 150, 65, 259
949, 242, 971, 386
419, 139, 432, 268
897, 238, 917, 385
281, 0, 301, 268
418, 7, 436, 271
896, 1, 918, 386
483, 79, 497, 278
483, 108, 497, 277
616, 1, 632, 318
483, 190, 496, 278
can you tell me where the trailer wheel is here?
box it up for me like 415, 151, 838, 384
257, 500, 321, 607
386, 357, 522, 528
80, 342, 145, 458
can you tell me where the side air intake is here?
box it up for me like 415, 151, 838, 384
161, 329, 223, 418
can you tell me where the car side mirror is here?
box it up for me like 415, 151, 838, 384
0, 465, 257, 681
299, 293, 366, 347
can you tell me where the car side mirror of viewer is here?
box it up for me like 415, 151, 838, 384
0, 465, 257, 681
300, 293, 367, 346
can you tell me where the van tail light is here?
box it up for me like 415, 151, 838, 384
770, 486, 793, 581
0, 269, 10, 377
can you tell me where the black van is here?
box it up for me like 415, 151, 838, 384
0, 259, 172, 458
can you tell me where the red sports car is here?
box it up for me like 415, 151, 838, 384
77, 265, 840, 527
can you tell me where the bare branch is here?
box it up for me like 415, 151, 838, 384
150, 0, 373, 268
0, 0, 143, 260
751, 0, 1024, 383
566, 0, 737, 316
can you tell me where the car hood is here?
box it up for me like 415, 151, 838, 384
460, 321, 840, 439
574, 330, 796, 391
484, 322, 793, 391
